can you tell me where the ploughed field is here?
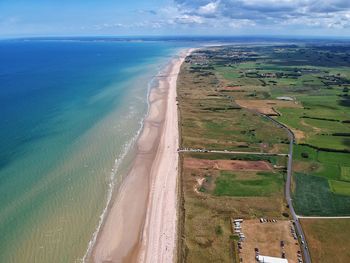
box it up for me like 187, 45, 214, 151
177, 44, 350, 262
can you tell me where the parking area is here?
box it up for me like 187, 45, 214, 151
237, 219, 302, 263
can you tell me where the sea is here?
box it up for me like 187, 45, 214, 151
0, 38, 189, 262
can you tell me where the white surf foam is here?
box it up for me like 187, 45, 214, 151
80, 62, 167, 262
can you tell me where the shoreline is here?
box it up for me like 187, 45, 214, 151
90, 49, 192, 263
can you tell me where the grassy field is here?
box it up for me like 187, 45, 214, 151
301, 219, 350, 263
329, 180, 350, 196
213, 171, 283, 197
341, 166, 350, 181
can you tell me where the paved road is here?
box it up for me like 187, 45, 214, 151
262, 114, 312, 263
298, 216, 350, 219
178, 148, 288, 156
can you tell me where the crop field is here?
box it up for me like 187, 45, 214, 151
293, 173, 350, 216
292, 145, 350, 215
301, 219, 350, 263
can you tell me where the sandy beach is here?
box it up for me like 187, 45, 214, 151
90, 49, 191, 263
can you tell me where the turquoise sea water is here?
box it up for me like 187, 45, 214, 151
0, 39, 184, 262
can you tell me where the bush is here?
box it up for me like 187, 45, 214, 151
282, 212, 289, 218
230, 235, 239, 240
301, 152, 309, 158
215, 225, 223, 235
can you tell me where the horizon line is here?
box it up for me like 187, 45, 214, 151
1, 34, 350, 42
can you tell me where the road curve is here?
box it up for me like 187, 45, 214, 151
262, 114, 312, 263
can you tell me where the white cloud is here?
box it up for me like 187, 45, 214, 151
281, 10, 350, 29
158, 5, 205, 25
87, 0, 350, 34
173, 0, 350, 30
93, 23, 124, 30
229, 19, 256, 28
174, 14, 204, 24
198, 1, 220, 15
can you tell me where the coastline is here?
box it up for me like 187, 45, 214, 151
90, 49, 192, 263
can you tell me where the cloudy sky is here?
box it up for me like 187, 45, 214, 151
1, 0, 350, 37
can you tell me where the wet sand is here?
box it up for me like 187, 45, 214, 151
91, 50, 192, 263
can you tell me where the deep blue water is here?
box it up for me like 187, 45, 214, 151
0, 40, 176, 171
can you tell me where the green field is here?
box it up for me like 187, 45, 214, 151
293, 173, 350, 216
214, 171, 283, 197
293, 145, 350, 214
329, 180, 350, 196
294, 145, 350, 179
341, 166, 350, 181
293, 144, 346, 180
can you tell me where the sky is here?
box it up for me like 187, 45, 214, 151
1, 0, 350, 37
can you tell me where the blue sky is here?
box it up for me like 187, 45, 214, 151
1, 0, 350, 37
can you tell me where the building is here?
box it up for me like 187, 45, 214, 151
257, 255, 288, 263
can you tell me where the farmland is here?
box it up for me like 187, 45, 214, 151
293, 173, 350, 216
196, 44, 350, 216
292, 144, 350, 215
177, 43, 350, 262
